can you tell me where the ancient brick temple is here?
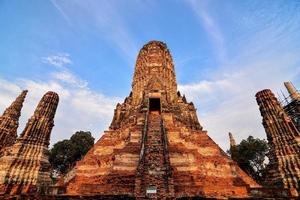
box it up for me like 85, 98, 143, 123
256, 89, 300, 192
0, 90, 27, 153
64, 41, 271, 199
0, 91, 59, 195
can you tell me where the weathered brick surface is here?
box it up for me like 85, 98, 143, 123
0, 90, 27, 153
256, 89, 300, 192
0, 91, 59, 195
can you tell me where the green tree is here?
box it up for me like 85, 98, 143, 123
228, 136, 269, 184
70, 131, 95, 160
49, 131, 94, 174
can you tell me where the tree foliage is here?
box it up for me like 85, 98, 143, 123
49, 131, 95, 174
228, 136, 269, 184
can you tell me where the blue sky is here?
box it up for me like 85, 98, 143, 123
0, 0, 300, 150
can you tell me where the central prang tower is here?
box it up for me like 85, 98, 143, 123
132, 41, 177, 105
66, 41, 264, 199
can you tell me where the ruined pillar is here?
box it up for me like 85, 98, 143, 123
0, 91, 59, 195
228, 132, 236, 148
256, 89, 300, 191
284, 82, 300, 101
0, 90, 27, 152
228, 132, 239, 162
283, 82, 300, 132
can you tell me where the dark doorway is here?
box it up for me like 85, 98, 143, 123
149, 98, 161, 112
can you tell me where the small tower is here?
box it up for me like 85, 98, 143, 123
0, 90, 27, 152
256, 89, 300, 191
228, 132, 236, 149
0, 91, 59, 195
228, 132, 238, 161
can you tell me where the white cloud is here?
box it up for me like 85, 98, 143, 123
179, 50, 300, 151
181, 0, 300, 151
0, 80, 23, 112
51, 70, 88, 88
0, 71, 122, 146
42, 53, 72, 68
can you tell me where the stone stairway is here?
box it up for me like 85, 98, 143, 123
135, 111, 174, 199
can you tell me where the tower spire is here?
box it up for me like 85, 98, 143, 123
19, 91, 59, 145
132, 41, 177, 105
0, 90, 27, 151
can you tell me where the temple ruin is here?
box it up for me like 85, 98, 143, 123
256, 89, 300, 192
0, 91, 59, 195
0, 41, 299, 199
60, 41, 296, 199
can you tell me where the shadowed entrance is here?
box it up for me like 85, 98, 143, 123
149, 98, 161, 113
